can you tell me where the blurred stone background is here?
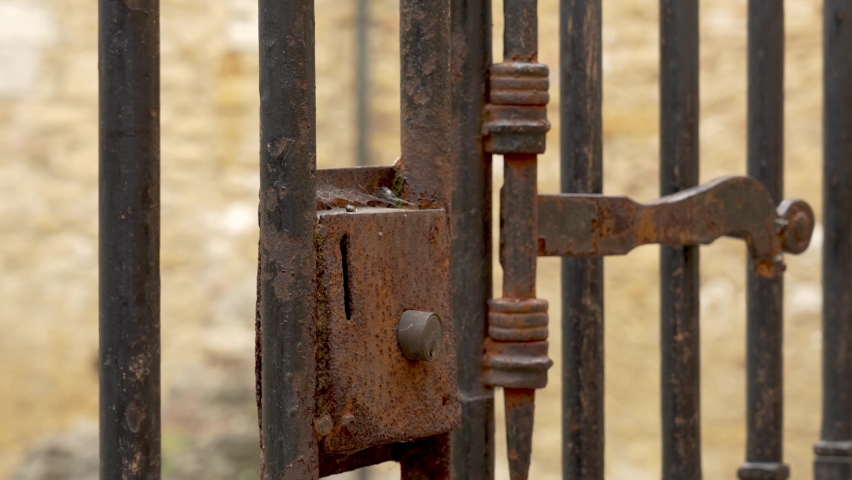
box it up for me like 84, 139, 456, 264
0, 0, 825, 478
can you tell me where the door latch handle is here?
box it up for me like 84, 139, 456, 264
538, 176, 815, 278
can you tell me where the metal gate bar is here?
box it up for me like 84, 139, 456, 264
355, 0, 370, 167
742, 1, 787, 478
815, 1, 852, 478
448, 0, 496, 476
659, 1, 702, 478
98, 0, 161, 478
559, 1, 604, 479
257, 0, 319, 476
398, 0, 451, 205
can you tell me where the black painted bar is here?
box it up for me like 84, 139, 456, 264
816, 1, 852, 478
98, 0, 161, 478
659, 1, 701, 479
559, 0, 604, 479
449, 0, 495, 477
739, 2, 788, 479
258, 0, 319, 477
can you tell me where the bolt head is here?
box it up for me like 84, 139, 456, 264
315, 414, 333, 436
777, 199, 815, 255
342, 414, 355, 431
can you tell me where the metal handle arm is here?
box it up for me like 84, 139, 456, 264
537, 176, 814, 278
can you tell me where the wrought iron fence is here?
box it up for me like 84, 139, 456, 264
96, 0, 851, 479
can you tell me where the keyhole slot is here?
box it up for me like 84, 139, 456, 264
340, 234, 353, 320
428, 340, 438, 360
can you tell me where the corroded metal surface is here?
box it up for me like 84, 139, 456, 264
447, 0, 496, 473
314, 207, 460, 454
777, 199, 814, 255
315, 166, 397, 210
397, 0, 451, 207
243, 0, 825, 476
504, 389, 536, 480
256, 0, 320, 477
319, 443, 395, 478
489, 154, 549, 480
483, 63, 551, 154
318, 433, 451, 479
482, 299, 551, 389
481, 0, 552, 478
538, 176, 815, 278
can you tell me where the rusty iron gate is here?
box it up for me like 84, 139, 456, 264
97, 0, 852, 479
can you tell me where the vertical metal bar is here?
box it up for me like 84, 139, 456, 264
355, 0, 370, 167
449, 0, 496, 476
499, 3, 542, 480
397, 0, 452, 474
659, 1, 701, 479
503, 0, 537, 62
349, 13, 371, 478
257, 0, 318, 476
815, 1, 852, 478
498, 155, 540, 480
559, 0, 604, 478
398, 0, 451, 206
98, 0, 160, 477
500, 2, 538, 294
739, 2, 788, 480
501, 153, 538, 302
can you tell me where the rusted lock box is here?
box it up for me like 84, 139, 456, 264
314, 206, 459, 454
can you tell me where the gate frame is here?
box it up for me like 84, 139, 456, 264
95, 0, 846, 478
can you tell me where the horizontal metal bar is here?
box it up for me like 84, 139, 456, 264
537, 177, 814, 277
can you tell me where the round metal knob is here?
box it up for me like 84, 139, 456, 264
777, 199, 815, 255
397, 311, 443, 362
